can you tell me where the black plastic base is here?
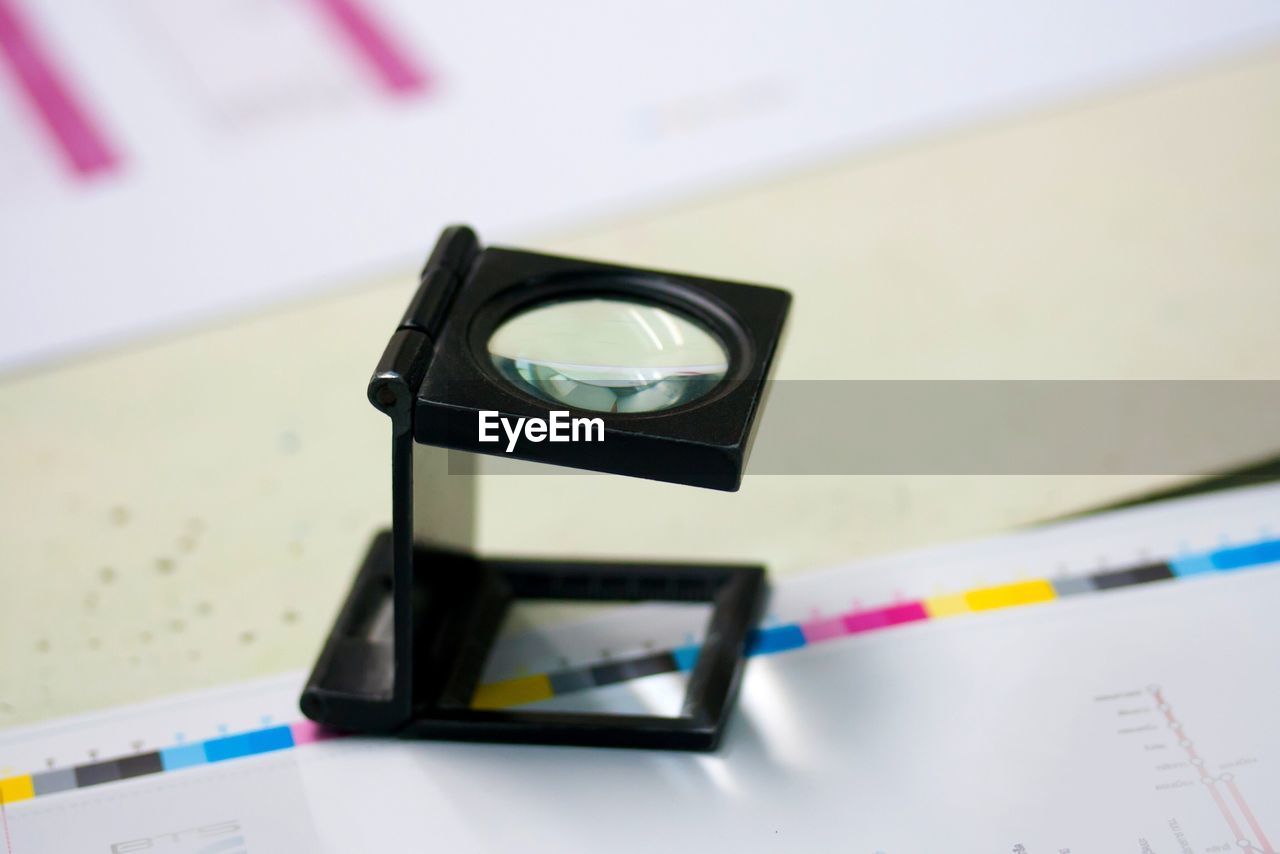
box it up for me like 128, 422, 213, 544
301, 533, 766, 751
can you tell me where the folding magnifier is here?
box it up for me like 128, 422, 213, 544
301, 226, 790, 750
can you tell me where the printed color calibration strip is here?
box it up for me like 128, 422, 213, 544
0, 721, 334, 806
469, 537, 1280, 709
3, 537, 1278, 805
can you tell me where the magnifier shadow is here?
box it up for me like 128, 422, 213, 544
393, 670, 790, 850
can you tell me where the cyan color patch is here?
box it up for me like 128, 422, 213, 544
1211, 539, 1280, 571
160, 743, 207, 771
1169, 554, 1216, 577
203, 726, 294, 763
746, 624, 807, 656
671, 644, 701, 671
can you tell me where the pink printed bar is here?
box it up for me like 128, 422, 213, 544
800, 616, 848, 644
290, 719, 341, 746
879, 601, 929, 626
0, 0, 119, 177
841, 601, 928, 635
310, 0, 430, 95
841, 608, 891, 634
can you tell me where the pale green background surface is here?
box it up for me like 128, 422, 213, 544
2, 48, 1279, 731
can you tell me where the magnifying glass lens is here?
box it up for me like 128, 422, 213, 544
486, 297, 728, 413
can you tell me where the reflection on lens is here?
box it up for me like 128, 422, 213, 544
487, 297, 728, 413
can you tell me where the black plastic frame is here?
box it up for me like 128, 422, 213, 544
301, 226, 788, 751
303, 531, 765, 750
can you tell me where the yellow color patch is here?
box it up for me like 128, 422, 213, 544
471, 674, 554, 710
964, 579, 1056, 611
923, 593, 971, 618
0, 774, 35, 804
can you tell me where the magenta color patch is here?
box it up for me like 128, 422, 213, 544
290, 719, 341, 746
800, 616, 848, 644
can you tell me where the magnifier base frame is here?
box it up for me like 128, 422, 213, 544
301, 531, 766, 751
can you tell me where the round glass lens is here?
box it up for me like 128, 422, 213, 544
486, 297, 728, 413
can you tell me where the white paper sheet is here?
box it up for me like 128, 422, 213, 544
3, 483, 1279, 852
2, 0, 1279, 370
